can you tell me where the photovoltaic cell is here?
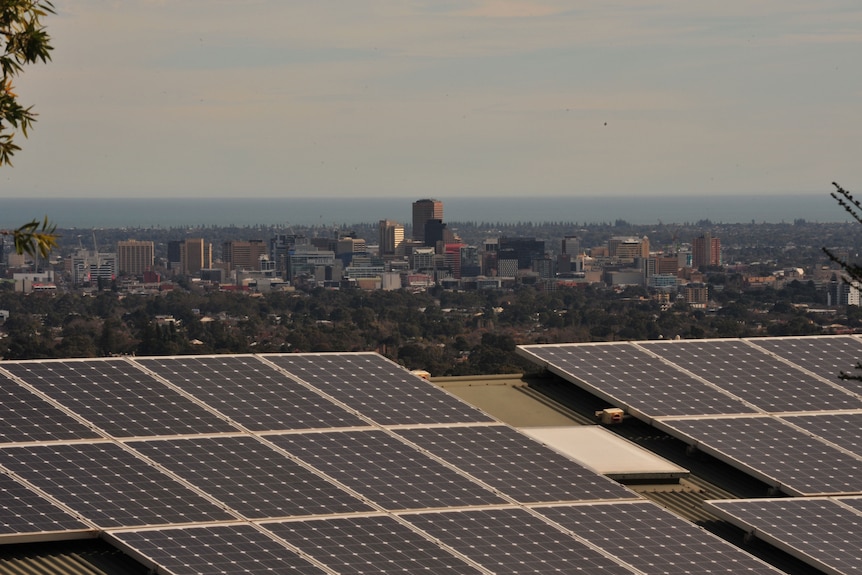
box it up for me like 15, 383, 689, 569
538, 501, 785, 575
264, 515, 482, 574
2, 360, 238, 437
782, 412, 862, 458
128, 436, 373, 519
266, 430, 507, 510
518, 343, 756, 417
642, 340, 862, 412
0, 473, 90, 537
0, 443, 235, 528
659, 416, 862, 496
265, 353, 494, 425
395, 425, 637, 503
707, 498, 862, 575
0, 371, 100, 443
135, 356, 368, 431
747, 335, 862, 392
109, 524, 325, 575
404, 508, 636, 575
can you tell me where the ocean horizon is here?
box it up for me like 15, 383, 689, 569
0, 194, 850, 229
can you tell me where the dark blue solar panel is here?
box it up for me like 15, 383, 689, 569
266, 430, 506, 510
110, 524, 325, 575
404, 508, 635, 575
539, 501, 784, 575
265, 353, 494, 425
642, 340, 862, 412
395, 425, 636, 502
128, 436, 373, 519
519, 343, 756, 417
0, 443, 235, 528
0, 370, 100, 443
2, 360, 238, 437
264, 516, 482, 574
659, 416, 862, 496
135, 356, 368, 431
0, 473, 91, 537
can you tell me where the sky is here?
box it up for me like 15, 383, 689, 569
2, 0, 861, 199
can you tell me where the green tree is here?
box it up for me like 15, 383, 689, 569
2, 2, 57, 256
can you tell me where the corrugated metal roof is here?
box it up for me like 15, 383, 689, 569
0, 540, 148, 575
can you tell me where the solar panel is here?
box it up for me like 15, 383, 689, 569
0, 473, 91, 540
395, 425, 637, 503
518, 343, 756, 417
538, 501, 785, 575
0, 370, 100, 443
0, 443, 236, 528
134, 356, 369, 431
264, 353, 495, 425
265, 430, 507, 510
642, 340, 862, 412
657, 416, 862, 496
264, 515, 482, 574
109, 524, 326, 575
403, 507, 636, 575
706, 497, 862, 575
128, 436, 373, 519
782, 413, 862, 458
747, 335, 862, 389
2, 360, 239, 437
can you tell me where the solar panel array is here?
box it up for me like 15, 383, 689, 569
706, 497, 862, 575
0, 352, 789, 574
519, 336, 862, 575
519, 335, 862, 496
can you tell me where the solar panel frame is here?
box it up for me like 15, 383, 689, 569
263, 352, 495, 425
2, 359, 239, 437
133, 355, 369, 431
0, 442, 237, 528
127, 435, 374, 519
656, 416, 862, 496
518, 343, 758, 418
641, 339, 862, 413
394, 425, 638, 503
263, 515, 484, 574
265, 429, 508, 510
706, 497, 862, 575
537, 501, 786, 575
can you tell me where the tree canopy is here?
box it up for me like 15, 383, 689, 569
1, 1, 57, 256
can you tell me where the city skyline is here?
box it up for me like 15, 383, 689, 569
2, 1, 861, 200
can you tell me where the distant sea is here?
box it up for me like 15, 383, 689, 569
0, 195, 850, 229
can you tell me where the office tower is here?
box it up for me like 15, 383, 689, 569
607, 236, 649, 259
498, 237, 545, 270
562, 235, 580, 256
180, 238, 212, 276
223, 240, 267, 271
412, 199, 443, 243
378, 220, 405, 258
117, 240, 154, 277
692, 233, 721, 268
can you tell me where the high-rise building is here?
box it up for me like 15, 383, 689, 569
692, 233, 721, 268
378, 220, 405, 258
223, 240, 267, 271
180, 238, 212, 276
412, 199, 443, 243
117, 240, 154, 277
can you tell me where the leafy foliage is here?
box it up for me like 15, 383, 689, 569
824, 182, 862, 283
1, 215, 57, 257
1, 2, 57, 256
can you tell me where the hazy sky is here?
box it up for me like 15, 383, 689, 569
2, 0, 861, 199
